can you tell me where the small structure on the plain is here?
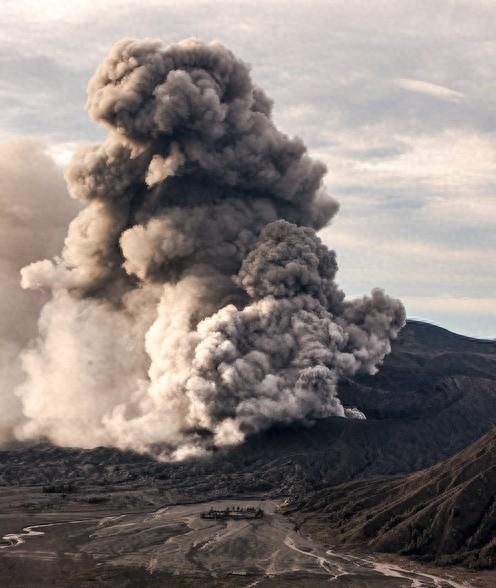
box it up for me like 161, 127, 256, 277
200, 505, 264, 520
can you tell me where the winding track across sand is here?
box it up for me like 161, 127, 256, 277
0, 503, 474, 587
0, 515, 122, 549
283, 535, 471, 588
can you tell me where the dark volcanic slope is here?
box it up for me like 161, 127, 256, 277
340, 319, 496, 417
1, 320, 496, 499
293, 430, 496, 569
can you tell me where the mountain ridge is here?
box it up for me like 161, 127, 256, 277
291, 428, 496, 568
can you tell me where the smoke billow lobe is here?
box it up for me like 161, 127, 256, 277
19, 37, 405, 458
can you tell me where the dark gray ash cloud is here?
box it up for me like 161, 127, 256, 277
15, 38, 405, 458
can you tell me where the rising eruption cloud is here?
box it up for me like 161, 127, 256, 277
16, 38, 405, 459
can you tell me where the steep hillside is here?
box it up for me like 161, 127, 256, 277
293, 430, 496, 568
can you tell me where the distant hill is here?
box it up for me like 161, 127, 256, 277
291, 429, 496, 569
339, 318, 496, 418
1, 320, 496, 502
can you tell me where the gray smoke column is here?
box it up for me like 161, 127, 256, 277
18, 38, 405, 459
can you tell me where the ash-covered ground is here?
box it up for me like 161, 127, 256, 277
1, 494, 493, 587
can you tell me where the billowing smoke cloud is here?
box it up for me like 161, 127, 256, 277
0, 138, 78, 441
16, 38, 405, 459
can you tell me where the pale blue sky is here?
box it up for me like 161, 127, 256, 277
2, 0, 495, 338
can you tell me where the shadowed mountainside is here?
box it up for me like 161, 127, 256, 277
0, 320, 495, 501
292, 429, 496, 569
339, 319, 496, 417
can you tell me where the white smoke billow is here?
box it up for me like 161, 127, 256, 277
0, 138, 78, 441
13, 38, 405, 459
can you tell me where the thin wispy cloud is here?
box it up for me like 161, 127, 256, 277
393, 78, 464, 103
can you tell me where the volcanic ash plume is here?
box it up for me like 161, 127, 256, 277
17, 37, 405, 458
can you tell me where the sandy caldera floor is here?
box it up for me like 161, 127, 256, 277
0, 494, 494, 587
